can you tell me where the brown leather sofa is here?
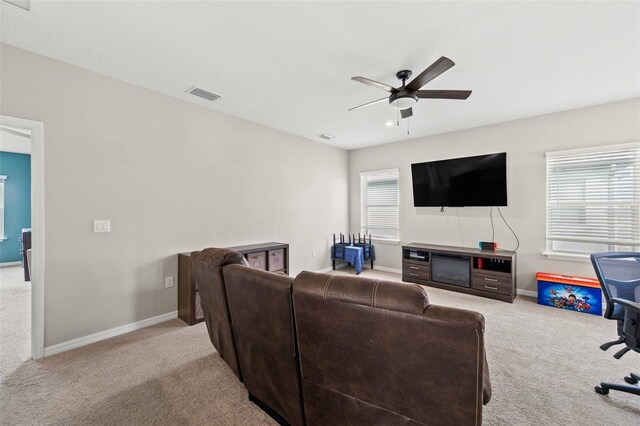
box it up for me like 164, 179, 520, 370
191, 248, 491, 425
191, 248, 245, 380
293, 271, 491, 426
223, 264, 305, 426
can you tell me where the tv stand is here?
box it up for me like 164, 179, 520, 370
402, 242, 516, 303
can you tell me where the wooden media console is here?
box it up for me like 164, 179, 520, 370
402, 242, 517, 303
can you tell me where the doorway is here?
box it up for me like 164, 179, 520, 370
0, 115, 44, 360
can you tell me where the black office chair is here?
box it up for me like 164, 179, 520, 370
590, 252, 640, 396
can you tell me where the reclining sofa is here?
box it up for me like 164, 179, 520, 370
191, 247, 492, 426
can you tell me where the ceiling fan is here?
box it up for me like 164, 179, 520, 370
349, 56, 471, 119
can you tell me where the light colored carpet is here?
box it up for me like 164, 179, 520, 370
1, 266, 639, 425
0, 266, 31, 379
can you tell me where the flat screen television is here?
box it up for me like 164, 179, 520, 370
411, 152, 507, 207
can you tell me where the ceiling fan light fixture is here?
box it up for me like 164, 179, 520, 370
389, 91, 418, 110
391, 97, 417, 110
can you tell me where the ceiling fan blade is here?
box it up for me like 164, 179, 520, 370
406, 56, 455, 91
348, 97, 388, 112
400, 107, 413, 119
417, 90, 472, 100
351, 77, 397, 93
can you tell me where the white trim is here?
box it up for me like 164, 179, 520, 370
372, 238, 401, 245
317, 264, 401, 275
44, 311, 178, 357
315, 264, 347, 273
545, 141, 640, 157
372, 265, 402, 274
359, 168, 399, 177
517, 288, 538, 298
0, 261, 22, 267
542, 251, 591, 262
1, 115, 44, 360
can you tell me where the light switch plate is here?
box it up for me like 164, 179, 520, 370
93, 220, 111, 233
165, 276, 174, 288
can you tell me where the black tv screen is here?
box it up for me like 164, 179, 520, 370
411, 153, 507, 207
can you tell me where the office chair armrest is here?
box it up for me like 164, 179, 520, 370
610, 297, 640, 314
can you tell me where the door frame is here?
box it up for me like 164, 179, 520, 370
1, 115, 45, 359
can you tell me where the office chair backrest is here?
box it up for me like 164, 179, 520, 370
590, 252, 640, 320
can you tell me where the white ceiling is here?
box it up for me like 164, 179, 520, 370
1, 1, 639, 150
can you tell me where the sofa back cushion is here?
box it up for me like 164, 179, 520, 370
223, 264, 305, 426
293, 271, 488, 426
191, 248, 245, 380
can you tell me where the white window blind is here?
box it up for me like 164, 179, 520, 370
546, 143, 640, 255
360, 169, 399, 241
0, 175, 6, 240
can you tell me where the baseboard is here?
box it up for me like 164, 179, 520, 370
317, 264, 401, 274
517, 289, 537, 298
315, 264, 347, 273
372, 266, 402, 274
44, 311, 178, 357
0, 261, 21, 267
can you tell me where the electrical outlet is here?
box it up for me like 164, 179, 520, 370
165, 276, 174, 288
312, 249, 316, 257
93, 220, 111, 233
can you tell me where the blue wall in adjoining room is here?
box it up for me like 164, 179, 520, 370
0, 152, 31, 263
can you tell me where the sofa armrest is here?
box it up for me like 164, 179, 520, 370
423, 305, 491, 405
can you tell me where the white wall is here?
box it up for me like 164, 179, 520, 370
0, 44, 348, 347
349, 98, 640, 293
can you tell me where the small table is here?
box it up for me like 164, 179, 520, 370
331, 243, 375, 274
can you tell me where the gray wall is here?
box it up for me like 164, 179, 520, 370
349, 98, 640, 293
0, 45, 348, 347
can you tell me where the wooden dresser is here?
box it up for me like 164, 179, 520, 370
178, 242, 289, 325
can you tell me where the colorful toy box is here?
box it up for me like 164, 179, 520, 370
536, 272, 602, 316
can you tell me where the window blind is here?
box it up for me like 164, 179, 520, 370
546, 143, 640, 254
360, 169, 399, 241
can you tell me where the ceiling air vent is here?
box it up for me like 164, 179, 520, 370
319, 133, 335, 141
188, 86, 221, 102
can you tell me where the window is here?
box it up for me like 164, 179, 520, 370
0, 175, 5, 240
546, 143, 640, 256
360, 169, 399, 241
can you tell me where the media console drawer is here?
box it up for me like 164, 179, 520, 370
403, 266, 430, 281
471, 272, 512, 295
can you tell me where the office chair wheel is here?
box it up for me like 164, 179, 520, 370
624, 375, 638, 385
595, 385, 609, 395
